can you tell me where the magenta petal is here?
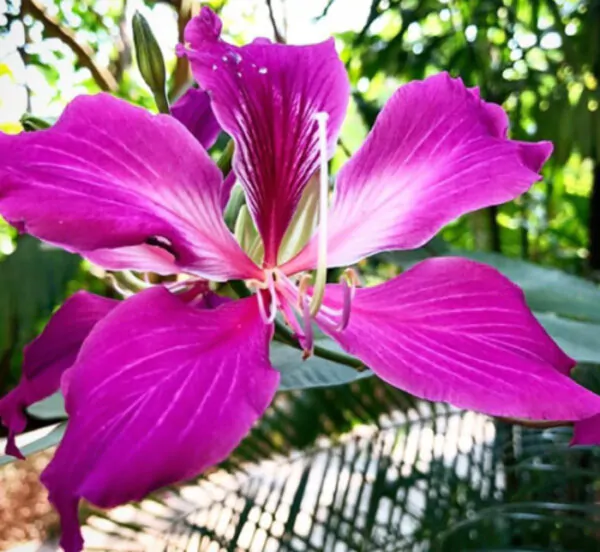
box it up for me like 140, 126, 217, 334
41, 288, 279, 552
282, 73, 552, 274
0, 292, 116, 457
573, 415, 600, 445
0, 93, 259, 281
0, 392, 26, 459
315, 257, 600, 420
171, 87, 221, 149
182, 7, 350, 265
85, 243, 181, 275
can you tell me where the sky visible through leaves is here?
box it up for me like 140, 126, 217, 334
0, 0, 371, 123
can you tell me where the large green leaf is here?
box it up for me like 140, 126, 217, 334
464, 251, 600, 323
383, 248, 600, 322
537, 314, 600, 364
92, 407, 600, 552
27, 392, 67, 420
0, 423, 66, 467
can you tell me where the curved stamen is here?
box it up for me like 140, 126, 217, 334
297, 273, 315, 356
121, 270, 152, 290
297, 273, 312, 308
106, 273, 135, 298
309, 111, 330, 317
301, 298, 314, 358
337, 268, 360, 330
337, 280, 353, 331
279, 294, 306, 338
108, 271, 151, 295
255, 271, 278, 324
166, 277, 198, 293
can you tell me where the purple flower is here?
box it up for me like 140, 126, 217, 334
1, 7, 600, 551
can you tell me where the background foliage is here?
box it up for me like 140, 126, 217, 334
2, 0, 600, 549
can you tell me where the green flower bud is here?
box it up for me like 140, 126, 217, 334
132, 12, 169, 114
20, 114, 52, 132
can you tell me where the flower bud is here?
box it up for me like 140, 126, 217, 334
132, 12, 169, 113
20, 114, 52, 132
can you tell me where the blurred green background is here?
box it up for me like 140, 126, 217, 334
2, 0, 600, 550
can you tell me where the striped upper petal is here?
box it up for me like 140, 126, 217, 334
181, 7, 350, 266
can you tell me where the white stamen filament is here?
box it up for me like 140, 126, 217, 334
296, 273, 315, 355
309, 111, 330, 317
301, 299, 314, 355
255, 271, 278, 324
106, 273, 134, 298
121, 270, 152, 290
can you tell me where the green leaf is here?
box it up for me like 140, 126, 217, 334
27, 392, 67, 420
536, 313, 600, 364
0, 423, 66, 466
272, 339, 372, 391
0, 236, 81, 387
572, 363, 600, 395
380, 236, 449, 265
383, 247, 600, 323
465, 251, 600, 323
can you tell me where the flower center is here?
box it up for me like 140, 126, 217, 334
106, 105, 355, 358
247, 269, 278, 323
275, 267, 358, 355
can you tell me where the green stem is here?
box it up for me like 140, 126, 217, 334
154, 91, 170, 115
274, 320, 366, 372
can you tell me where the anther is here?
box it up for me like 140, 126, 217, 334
337, 268, 360, 331
309, 111, 330, 317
